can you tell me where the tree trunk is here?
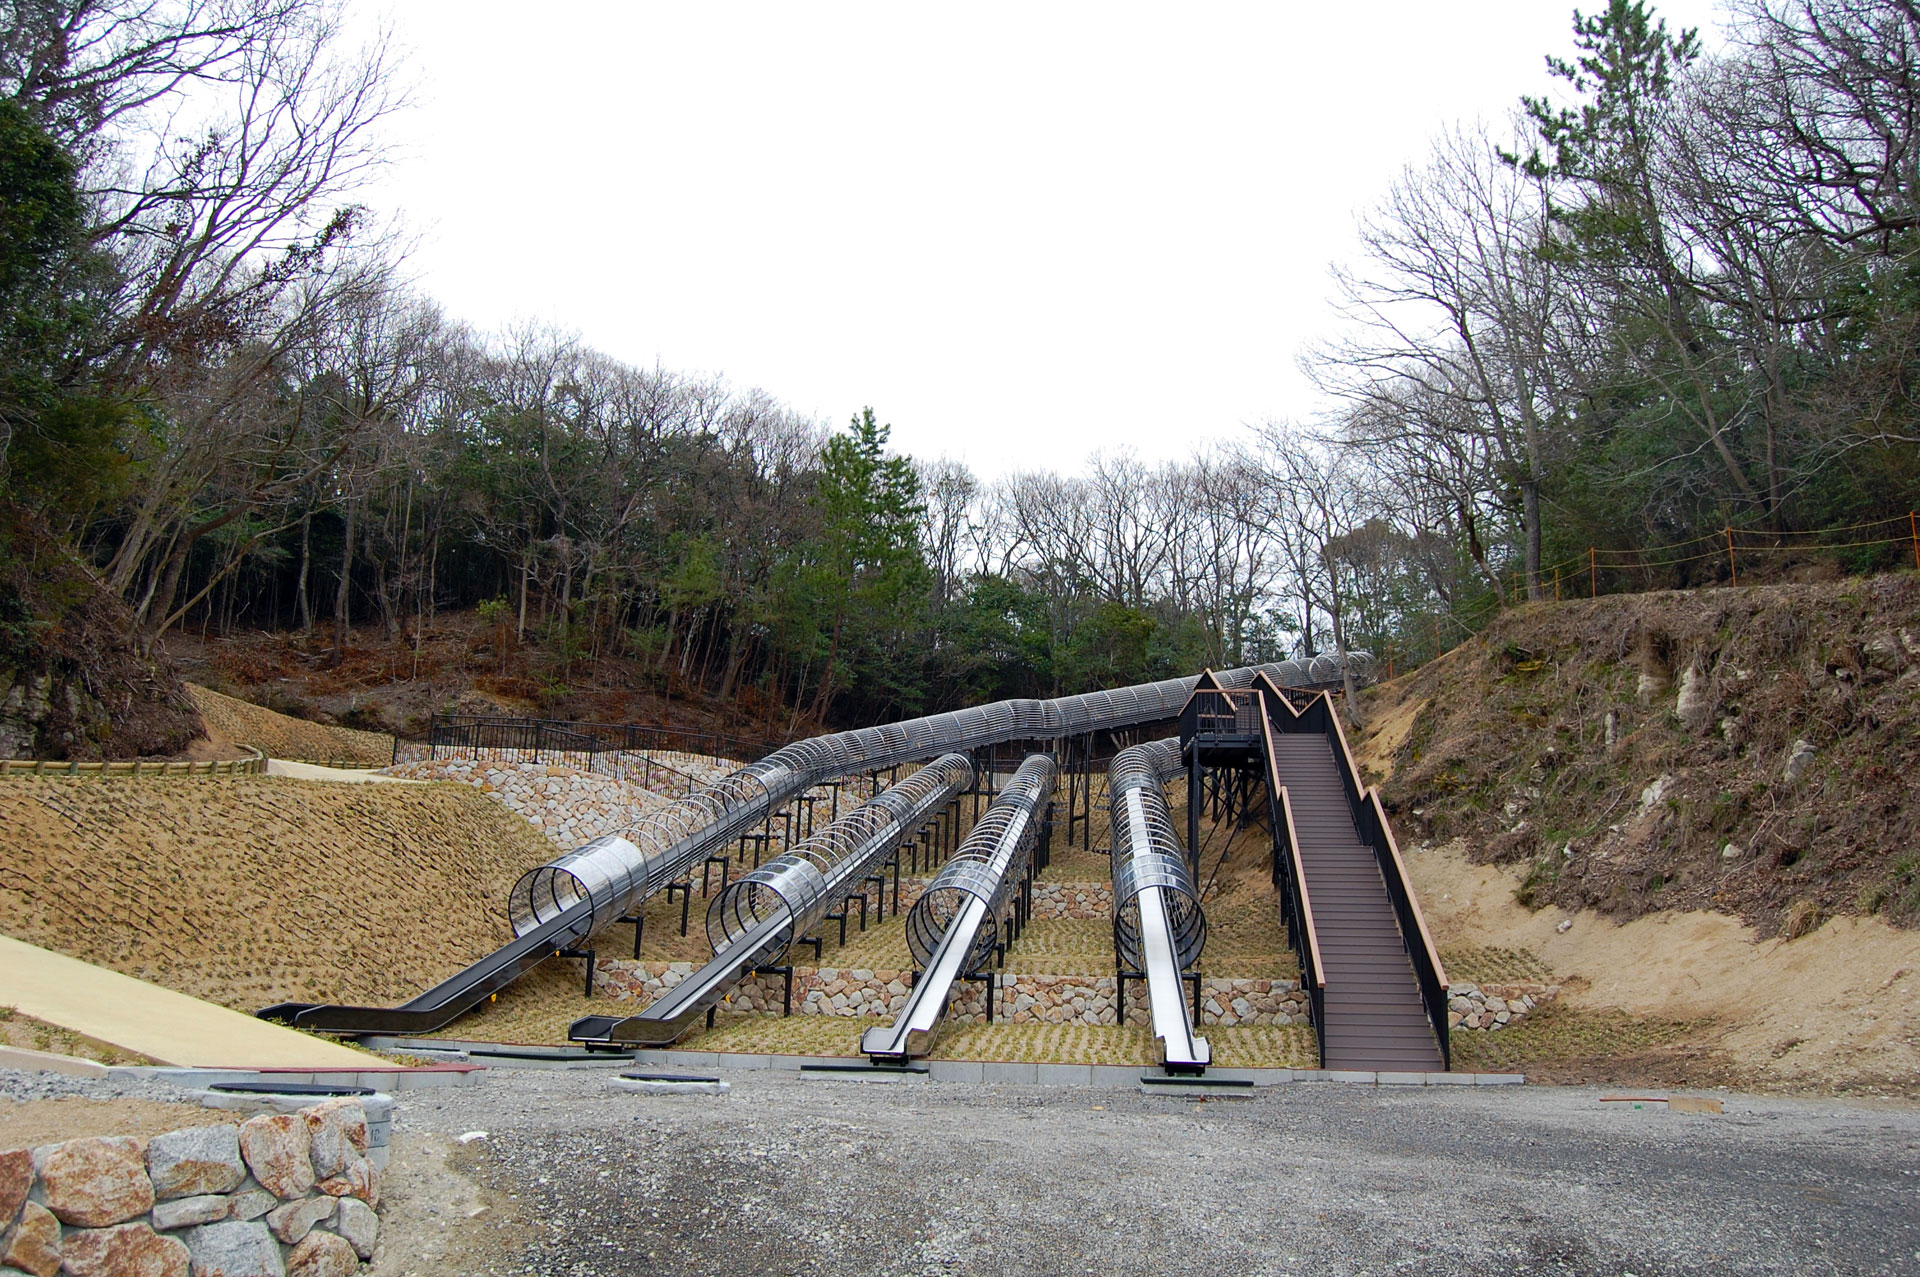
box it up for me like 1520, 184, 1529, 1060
296, 507, 313, 635
332, 497, 356, 668
1521, 478, 1543, 601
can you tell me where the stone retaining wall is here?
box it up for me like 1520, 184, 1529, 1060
383, 757, 672, 848
383, 749, 868, 852
1028, 880, 1112, 919
0, 1099, 382, 1277
1447, 982, 1558, 1031
593, 961, 1309, 1027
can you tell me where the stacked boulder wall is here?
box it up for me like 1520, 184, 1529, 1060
0, 776, 559, 1011
1355, 575, 1920, 938
0, 510, 201, 761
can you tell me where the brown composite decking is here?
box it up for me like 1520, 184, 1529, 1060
1268, 734, 1444, 1072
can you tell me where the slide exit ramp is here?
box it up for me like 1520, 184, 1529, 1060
863, 753, 1055, 1062
1109, 739, 1210, 1073
569, 755, 973, 1047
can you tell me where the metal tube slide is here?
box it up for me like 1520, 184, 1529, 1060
264, 656, 1363, 1034
1110, 739, 1210, 1073
863, 753, 1056, 1062
507, 656, 1370, 946
569, 755, 973, 1047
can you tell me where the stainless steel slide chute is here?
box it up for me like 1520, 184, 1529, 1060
1110, 739, 1211, 1073
569, 755, 973, 1047
862, 753, 1055, 1062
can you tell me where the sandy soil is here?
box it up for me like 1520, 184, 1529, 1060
0, 1097, 239, 1150
187, 683, 395, 764
0, 775, 559, 1011
1406, 837, 1920, 1093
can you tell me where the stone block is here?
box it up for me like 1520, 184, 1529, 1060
316, 1154, 379, 1208
331, 1198, 377, 1260
265, 1195, 335, 1244
2, 1200, 61, 1276
146, 1125, 245, 1200
183, 1219, 285, 1277
285, 1229, 357, 1277
1377, 1071, 1430, 1086
58, 1221, 190, 1277
237, 1115, 314, 1199
32, 1135, 153, 1227
151, 1194, 230, 1230
226, 1190, 277, 1222
0, 1146, 32, 1228
301, 1101, 367, 1180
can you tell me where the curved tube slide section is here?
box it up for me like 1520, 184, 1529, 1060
1110, 739, 1210, 1073
863, 753, 1056, 1062
569, 755, 973, 1047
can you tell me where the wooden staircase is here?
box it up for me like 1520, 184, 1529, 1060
1268, 734, 1443, 1071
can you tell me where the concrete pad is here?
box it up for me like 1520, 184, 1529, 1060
799, 1064, 923, 1083
0, 1044, 109, 1077
1323, 1070, 1380, 1084
612, 1077, 729, 1096
0, 934, 380, 1069
1378, 1071, 1431, 1086
1035, 1064, 1093, 1086
928, 1060, 985, 1084
981, 1062, 1036, 1085
1088, 1065, 1141, 1088
1475, 1073, 1527, 1085
1426, 1072, 1478, 1085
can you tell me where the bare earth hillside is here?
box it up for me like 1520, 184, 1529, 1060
1351, 575, 1920, 1095
186, 682, 395, 764
1357, 574, 1920, 935
0, 775, 557, 1011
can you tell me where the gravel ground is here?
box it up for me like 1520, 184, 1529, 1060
363, 1066, 1920, 1277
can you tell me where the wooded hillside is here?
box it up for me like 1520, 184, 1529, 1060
1, 1, 1917, 755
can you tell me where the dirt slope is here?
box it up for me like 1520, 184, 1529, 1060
186, 683, 394, 764
1406, 838, 1920, 1094
0, 775, 557, 1011
1356, 574, 1920, 937
1346, 576, 1920, 1094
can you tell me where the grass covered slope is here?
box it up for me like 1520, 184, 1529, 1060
1359, 574, 1920, 938
0, 774, 558, 1011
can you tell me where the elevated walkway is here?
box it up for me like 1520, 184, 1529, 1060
1179, 675, 1447, 1071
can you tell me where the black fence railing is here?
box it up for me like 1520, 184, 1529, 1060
426, 715, 786, 768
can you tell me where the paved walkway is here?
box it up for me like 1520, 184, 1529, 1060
0, 934, 378, 1068
266, 759, 419, 783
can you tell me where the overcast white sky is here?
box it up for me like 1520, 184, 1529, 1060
355, 2, 1727, 478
